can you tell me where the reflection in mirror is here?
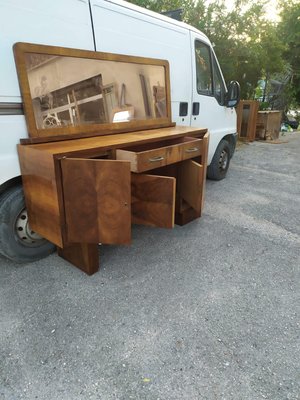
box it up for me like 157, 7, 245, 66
24, 53, 167, 129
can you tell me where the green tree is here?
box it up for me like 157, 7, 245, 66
277, 0, 300, 105
186, 1, 286, 98
128, 0, 287, 100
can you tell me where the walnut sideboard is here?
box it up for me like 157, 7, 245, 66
14, 42, 209, 274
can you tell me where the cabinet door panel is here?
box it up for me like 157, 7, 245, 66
131, 174, 175, 228
179, 160, 203, 213
61, 158, 131, 244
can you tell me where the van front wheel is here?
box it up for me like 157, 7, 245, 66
0, 185, 55, 263
207, 139, 231, 180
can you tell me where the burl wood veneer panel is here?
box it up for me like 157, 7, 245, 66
131, 174, 176, 228
179, 160, 203, 214
61, 158, 131, 245
17, 145, 64, 247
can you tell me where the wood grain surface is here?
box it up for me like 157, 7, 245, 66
61, 158, 131, 245
57, 243, 99, 275
17, 145, 64, 247
131, 173, 176, 228
179, 160, 203, 213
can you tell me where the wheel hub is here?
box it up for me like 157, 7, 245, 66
219, 149, 228, 171
15, 209, 46, 246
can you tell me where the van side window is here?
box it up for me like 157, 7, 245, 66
212, 55, 226, 105
195, 41, 213, 96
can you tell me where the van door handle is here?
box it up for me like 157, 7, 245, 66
192, 102, 200, 115
179, 102, 188, 116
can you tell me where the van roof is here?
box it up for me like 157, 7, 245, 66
100, 0, 210, 42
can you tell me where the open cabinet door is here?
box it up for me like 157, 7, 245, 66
179, 160, 203, 213
61, 158, 131, 245
131, 174, 176, 228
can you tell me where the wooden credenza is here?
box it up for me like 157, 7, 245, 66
14, 42, 209, 274
18, 125, 208, 274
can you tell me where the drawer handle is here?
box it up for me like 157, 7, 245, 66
185, 147, 199, 153
148, 156, 165, 162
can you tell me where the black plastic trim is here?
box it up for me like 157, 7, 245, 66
0, 102, 24, 116
192, 102, 200, 115
179, 102, 188, 117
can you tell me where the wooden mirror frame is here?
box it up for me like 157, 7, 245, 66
13, 42, 172, 144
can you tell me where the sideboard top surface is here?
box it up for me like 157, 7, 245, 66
19, 125, 208, 157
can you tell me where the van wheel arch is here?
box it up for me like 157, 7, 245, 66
0, 176, 22, 197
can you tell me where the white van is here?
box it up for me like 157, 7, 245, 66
0, 0, 240, 262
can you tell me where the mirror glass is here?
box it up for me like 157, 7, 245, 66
24, 53, 167, 130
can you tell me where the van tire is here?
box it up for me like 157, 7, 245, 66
207, 139, 230, 180
0, 185, 55, 263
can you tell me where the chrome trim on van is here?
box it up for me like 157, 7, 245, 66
0, 102, 24, 116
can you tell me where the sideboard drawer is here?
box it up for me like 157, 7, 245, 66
116, 137, 202, 172
181, 137, 202, 161
116, 146, 167, 172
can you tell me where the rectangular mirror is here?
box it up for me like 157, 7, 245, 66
14, 43, 172, 142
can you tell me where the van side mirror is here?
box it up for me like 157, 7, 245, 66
226, 81, 240, 108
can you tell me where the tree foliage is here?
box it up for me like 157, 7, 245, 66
277, 0, 300, 105
128, 0, 299, 106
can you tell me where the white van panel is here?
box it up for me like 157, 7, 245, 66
0, 0, 94, 102
190, 32, 237, 164
0, 0, 238, 189
0, 115, 27, 184
90, 0, 192, 124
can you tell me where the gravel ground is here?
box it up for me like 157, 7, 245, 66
1, 131, 300, 400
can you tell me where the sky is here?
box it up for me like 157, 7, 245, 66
260, 0, 280, 21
